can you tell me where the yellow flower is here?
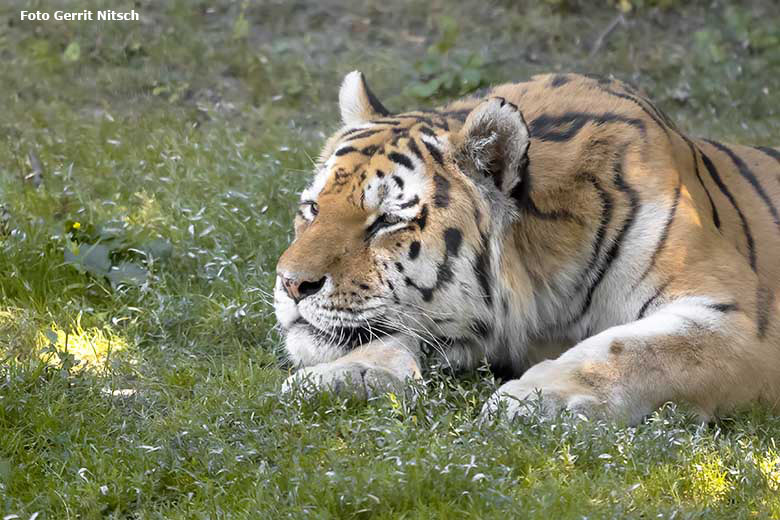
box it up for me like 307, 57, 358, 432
72, 221, 81, 230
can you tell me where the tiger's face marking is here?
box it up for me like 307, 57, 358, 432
275, 72, 534, 367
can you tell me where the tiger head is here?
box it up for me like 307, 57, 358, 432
275, 71, 533, 368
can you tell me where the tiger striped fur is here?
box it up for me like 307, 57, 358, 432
275, 70, 780, 423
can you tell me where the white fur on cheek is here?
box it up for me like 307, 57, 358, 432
285, 326, 346, 366
273, 276, 299, 329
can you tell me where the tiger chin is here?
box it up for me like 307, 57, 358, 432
274, 70, 780, 424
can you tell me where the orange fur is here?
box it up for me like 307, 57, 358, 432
277, 72, 780, 422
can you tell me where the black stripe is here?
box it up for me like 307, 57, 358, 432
529, 112, 646, 142
510, 151, 581, 223
391, 175, 404, 189
492, 96, 518, 111
635, 179, 682, 286
394, 113, 437, 127
755, 146, 780, 164
526, 199, 581, 223
360, 74, 390, 116
433, 175, 450, 208
408, 241, 421, 260
390, 127, 409, 145
443, 228, 463, 257
700, 150, 757, 272
550, 74, 570, 87
360, 145, 379, 156
418, 126, 437, 137
405, 228, 461, 302
756, 286, 773, 338
343, 128, 384, 141
705, 302, 739, 313
365, 217, 412, 241
637, 279, 672, 319
340, 126, 375, 138
554, 174, 613, 330
399, 195, 420, 209
407, 138, 423, 161
686, 139, 720, 229
525, 202, 580, 222
473, 232, 493, 307
579, 174, 613, 294
335, 146, 359, 156
705, 140, 780, 233
582, 73, 613, 86
577, 149, 640, 320
388, 152, 413, 170
422, 139, 444, 165
601, 86, 671, 136
413, 204, 428, 230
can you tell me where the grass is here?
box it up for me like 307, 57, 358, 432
1, 0, 779, 517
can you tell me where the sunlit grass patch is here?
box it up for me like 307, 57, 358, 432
0, 306, 44, 358
757, 448, 780, 491
36, 316, 129, 373
686, 452, 731, 505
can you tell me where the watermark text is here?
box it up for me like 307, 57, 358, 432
20, 10, 140, 22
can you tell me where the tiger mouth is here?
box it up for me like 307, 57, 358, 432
292, 317, 393, 349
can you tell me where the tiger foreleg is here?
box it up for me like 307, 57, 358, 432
282, 335, 422, 400
482, 299, 765, 424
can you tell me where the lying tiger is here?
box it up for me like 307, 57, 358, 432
274, 70, 780, 423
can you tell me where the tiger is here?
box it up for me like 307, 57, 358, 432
274, 70, 780, 424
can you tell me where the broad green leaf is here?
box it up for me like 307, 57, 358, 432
63, 41, 81, 63
233, 13, 249, 39
141, 238, 173, 261
64, 243, 111, 276
107, 262, 148, 288
461, 68, 482, 88
44, 328, 59, 345
406, 77, 443, 99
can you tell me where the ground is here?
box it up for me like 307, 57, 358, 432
1, 0, 780, 518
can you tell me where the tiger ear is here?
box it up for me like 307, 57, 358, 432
454, 97, 530, 196
338, 71, 391, 126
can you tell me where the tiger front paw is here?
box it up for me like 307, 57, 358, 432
281, 360, 406, 400
481, 378, 603, 423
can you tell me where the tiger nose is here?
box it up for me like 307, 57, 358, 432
281, 274, 326, 303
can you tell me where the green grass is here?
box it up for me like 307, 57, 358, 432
1, 0, 779, 517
